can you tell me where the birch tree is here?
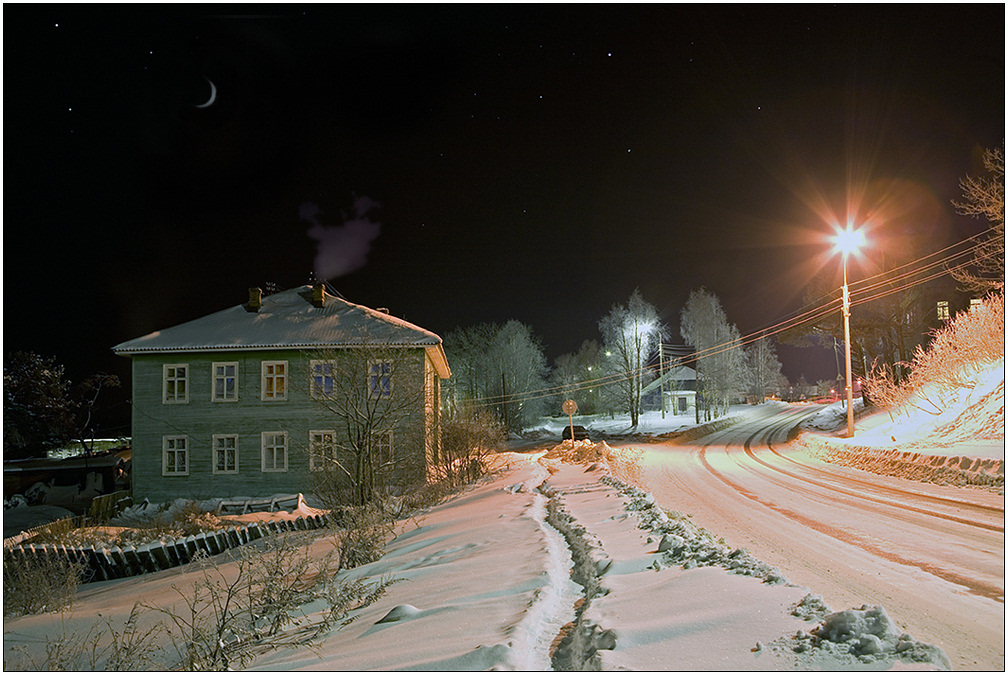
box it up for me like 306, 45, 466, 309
744, 335, 784, 402
679, 288, 747, 421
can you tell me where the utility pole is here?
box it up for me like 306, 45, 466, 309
501, 372, 508, 431
659, 341, 666, 419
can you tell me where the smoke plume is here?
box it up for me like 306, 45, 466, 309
302, 195, 381, 280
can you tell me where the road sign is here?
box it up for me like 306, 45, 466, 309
562, 399, 578, 415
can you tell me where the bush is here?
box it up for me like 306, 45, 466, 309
3, 549, 85, 617
434, 407, 507, 489
866, 292, 1005, 416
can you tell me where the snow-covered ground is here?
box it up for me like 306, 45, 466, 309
2, 448, 952, 671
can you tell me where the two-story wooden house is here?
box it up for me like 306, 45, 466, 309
113, 285, 451, 504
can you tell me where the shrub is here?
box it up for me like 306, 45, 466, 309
866, 292, 1005, 416
435, 406, 507, 489
3, 550, 85, 617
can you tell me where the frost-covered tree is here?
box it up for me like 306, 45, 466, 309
744, 336, 784, 402
549, 339, 605, 415
950, 143, 1005, 293
598, 289, 667, 427
489, 320, 549, 432
443, 321, 548, 432
679, 289, 747, 421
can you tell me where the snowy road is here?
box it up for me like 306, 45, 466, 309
609, 405, 1005, 671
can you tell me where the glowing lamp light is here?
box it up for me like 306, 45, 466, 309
832, 226, 865, 257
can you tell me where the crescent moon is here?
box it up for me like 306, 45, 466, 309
195, 77, 217, 109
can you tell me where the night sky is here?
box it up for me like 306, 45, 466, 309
4, 4, 1004, 436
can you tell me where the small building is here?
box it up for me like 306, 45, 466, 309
641, 365, 698, 415
113, 285, 451, 504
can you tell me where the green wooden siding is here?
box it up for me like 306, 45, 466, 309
130, 348, 435, 504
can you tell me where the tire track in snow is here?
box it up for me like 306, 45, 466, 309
696, 443, 1005, 602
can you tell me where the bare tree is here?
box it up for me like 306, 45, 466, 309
950, 143, 1005, 293
598, 289, 667, 427
302, 344, 428, 507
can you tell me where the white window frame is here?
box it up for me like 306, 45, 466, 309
309, 430, 338, 472
368, 360, 393, 399
261, 431, 288, 472
261, 361, 288, 401
310, 360, 336, 400
212, 434, 239, 474
373, 429, 394, 466
163, 364, 189, 404
212, 362, 239, 402
162, 436, 189, 476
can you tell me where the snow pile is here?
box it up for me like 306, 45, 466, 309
781, 604, 952, 670
801, 397, 867, 431
601, 475, 789, 584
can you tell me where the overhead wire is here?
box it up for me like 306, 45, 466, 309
466, 234, 1001, 407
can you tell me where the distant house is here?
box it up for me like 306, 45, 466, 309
113, 285, 451, 504
641, 365, 698, 415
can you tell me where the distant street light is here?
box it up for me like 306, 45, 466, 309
831, 224, 865, 438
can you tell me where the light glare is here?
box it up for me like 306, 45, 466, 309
832, 226, 865, 256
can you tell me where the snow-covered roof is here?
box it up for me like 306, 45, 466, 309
641, 365, 697, 396
113, 286, 450, 378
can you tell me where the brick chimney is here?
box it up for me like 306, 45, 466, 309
311, 283, 326, 308
247, 287, 262, 312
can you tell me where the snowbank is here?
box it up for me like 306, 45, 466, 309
797, 361, 1004, 490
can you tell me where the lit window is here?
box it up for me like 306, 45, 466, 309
261, 431, 288, 472
163, 364, 189, 403
163, 436, 188, 475
368, 361, 393, 398
970, 298, 982, 312
262, 361, 287, 401
373, 429, 394, 466
213, 434, 239, 474
212, 362, 238, 401
309, 430, 337, 471
310, 361, 335, 399
937, 301, 950, 321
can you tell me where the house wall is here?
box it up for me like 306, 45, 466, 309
130, 348, 434, 504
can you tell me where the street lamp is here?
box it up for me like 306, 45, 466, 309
831, 225, 864, 438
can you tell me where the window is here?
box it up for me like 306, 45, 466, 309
163, 364, 189, 403
310, 361, 335, 399
261, 431, 288, 472
373, 429, 394, 466
937, 301, 950, 321
162, 436, 189, 475
368, 361, 393, 398
970, 298, 982, 312
212, 362, 238, 401
309, 430, 337, 471
213, 434, 239, 474
262, 361, 287, 401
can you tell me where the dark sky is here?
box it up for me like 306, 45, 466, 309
4, 4, 1004, 435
